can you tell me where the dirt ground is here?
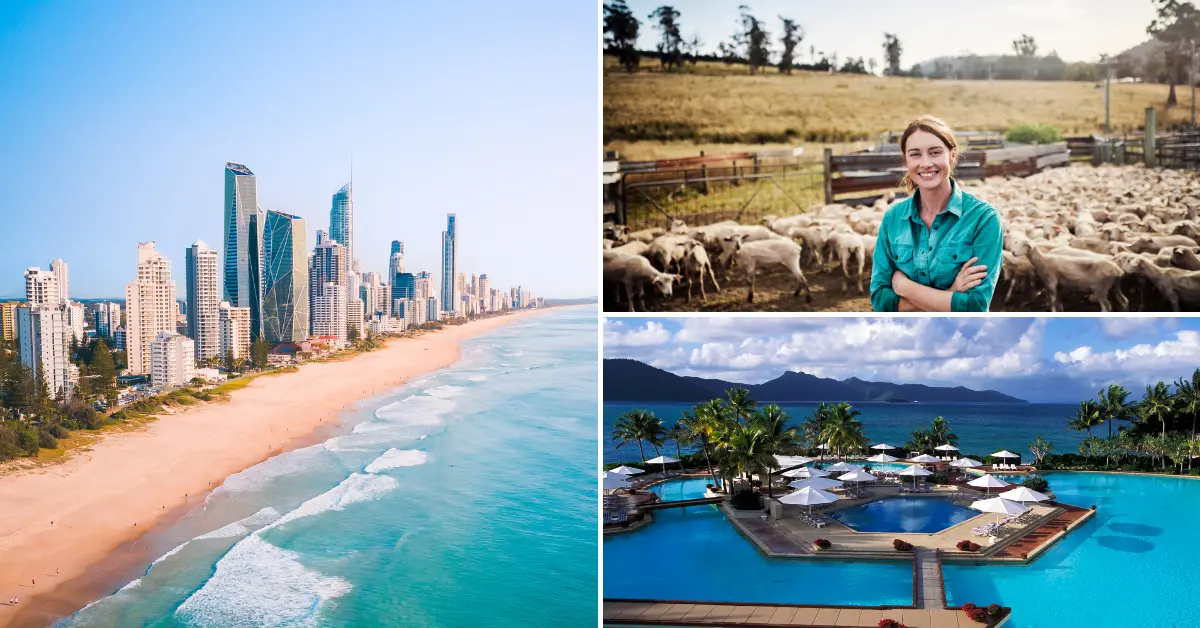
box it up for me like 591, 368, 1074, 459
602, 261, 1177, 313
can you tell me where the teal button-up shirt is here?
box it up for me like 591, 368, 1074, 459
870, 179, 1003, 312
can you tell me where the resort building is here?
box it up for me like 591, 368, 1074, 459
125, 242, 177, 376
24, 267, 59, 307
367, 313, 406, 336
309, 240, 347, 344
150, 331, 195, 389
262, 210, 309, 343
0, 301, 19, 341
441, 213, 457, 314
222, 162, 264, 342
17, 304, 78, 400
218, 301, 251, 361
185, 240, 221, 361
94, 302, 122, 339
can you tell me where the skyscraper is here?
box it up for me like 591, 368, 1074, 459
94, 302, 121, 339
309, 240, 347, 343
151, 331, 195, 389
186, 240, 220, 362
25, 267, 58, 307
393, 272, 416, 301
390, 240, 403, 257
50, 258, 69, 303
478, 274, 490, 312
330, 182, 354, 271
219, 301, 251, 360
262, 210, 309, 343
441, 213, 457, 314
124, 242, 177, 376
0, 302, 20, 341
222, 162, 263, 341
18, 304, 78, 399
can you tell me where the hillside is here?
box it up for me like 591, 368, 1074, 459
603, 359, 1026, 404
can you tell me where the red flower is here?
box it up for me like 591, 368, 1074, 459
962, 602, 977, 613
987, 604, 1002, 616
969, 608, 987, 622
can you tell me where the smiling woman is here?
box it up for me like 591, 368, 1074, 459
870, 116, 1005, 312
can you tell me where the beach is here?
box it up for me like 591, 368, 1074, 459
0, 308, 561, 627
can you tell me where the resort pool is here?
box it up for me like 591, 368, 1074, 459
831, 497, 977, 533
648, 477, 711, 501
604, 506, 912, 606
944, 472, 1200, 627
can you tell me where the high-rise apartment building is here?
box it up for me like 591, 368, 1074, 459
65, 301, 85, 343
390, 240, 403, 258
478, 274, 490, 312
151, 331, 195, 389
414, 272, 434, 303
218, 301, 252, 360
309, 240, 347, 343
186, 240, 220, 362
94, 302, 122, 339
262, 210, 309, 343
50, 258, 69, 303
125, 242, 177, 376
441, 213, 457, 313
393, 272, 416, 301
0, 302, 20, 341
330, 183, 354, 271
25, 267, 58, 307
426, 296, 440, 322
18, 304, 79, 399
222, 162, 263, 342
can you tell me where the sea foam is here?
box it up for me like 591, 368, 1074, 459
364, 449, 428, 473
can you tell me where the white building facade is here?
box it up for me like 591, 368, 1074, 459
151, 331, 195, 389
219, 301, 252, 360
17, 304, 78, 400
125, 242, 177, 376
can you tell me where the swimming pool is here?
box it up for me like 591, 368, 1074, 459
648, 477, 711, 502
603, 505, 913, 606
831, 496, 978, 533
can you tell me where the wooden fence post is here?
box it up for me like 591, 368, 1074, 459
823, 148, 834, 205
1145, 107, 1157, 168
700, 150, 709, 195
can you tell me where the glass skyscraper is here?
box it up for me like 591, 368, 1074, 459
330, 182, 354, 268
223, 162, 263, 341
441, 214, 456, 313
262, 210, 309, 343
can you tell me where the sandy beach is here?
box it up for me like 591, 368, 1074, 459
0, 307, 564, 627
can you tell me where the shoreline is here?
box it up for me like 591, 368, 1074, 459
0, 307, 577, 627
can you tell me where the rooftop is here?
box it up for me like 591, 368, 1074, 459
225, 162, 254, 176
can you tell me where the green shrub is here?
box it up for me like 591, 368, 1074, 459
1005, 123, 1061, 144
38, 430, 58, 450
730, 490, 762, 510
49, 424, 70, 439
16, 427, 39, 455
1021, 476, 1050, 493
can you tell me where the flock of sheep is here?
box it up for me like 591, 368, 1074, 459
602, 164, 1200, 312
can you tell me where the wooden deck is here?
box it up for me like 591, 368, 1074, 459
992, 504, 1093, 559
604, 600, 1004, 627
914, 548, 944, 609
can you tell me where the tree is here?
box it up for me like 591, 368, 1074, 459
721, 422, 775, 494
819, 402, 866, 459
868, 57, 878, 75
750, 404, 797, 497
1068, 400, 1105, 462
1012, 33, 1038, 79
665, 419, 693, 465
684, 33, 704, 66
1028, 435, 1053, 465
224, 349, 235, 373
928, 416, 958, 448
347, 324, 359, 344
649, 6, 684, 70
683, 399, 727, 488
732, 5, 770, 75
1140, 381, 1175, 445
251, 338, 270, 370
1097, 384, 1137, 440
1148, 0, 1200, 106
778, 17, 802, 75
800, 402, 831, 451
724, 388, 758, 423
603, 1, 641, 73
612, 410, 665, 464
89, 340, 118, 409
882, 33, 903, 76
1174, 368, 1200, 462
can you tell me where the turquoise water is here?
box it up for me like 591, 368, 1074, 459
604, 402, 1079, 463
603, 505, 913, 606
58, 308, 597, 627
831, 497, 978, 534
944, 471, 1200, 627
649, 478, 711, 502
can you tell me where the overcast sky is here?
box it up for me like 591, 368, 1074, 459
604, 317, 1200, 403
619, 0, 1158, 67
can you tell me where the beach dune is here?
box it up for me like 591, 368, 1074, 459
0, 309, 555, 627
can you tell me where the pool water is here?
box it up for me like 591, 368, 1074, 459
831, 496, 978, 533
649, 477, 711, 502
604, 505, 913, 606
944, 471, 1200, 627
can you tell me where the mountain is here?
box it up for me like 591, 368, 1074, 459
603, 359, 1026, 403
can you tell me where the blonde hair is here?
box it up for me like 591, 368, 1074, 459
898, 115, 959, 193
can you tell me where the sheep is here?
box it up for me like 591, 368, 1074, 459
717, 235, 813, 303
1119, 254, 1200, 311
1170, 246, 1200, 271
826, 230, 869, 293
784, 225, 829, 267
1000, 250, 1037, 306
619, 227, 665, 244
603, 239, 614, 250
610, 240, 650, 258
602, 252, 680, 312
681, 240, 721, 303
1014, 241, 1129, 312
645, 234, 697, 273
1129, 234, 1197, 255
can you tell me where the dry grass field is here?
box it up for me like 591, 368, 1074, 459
604, 58, 1198, 159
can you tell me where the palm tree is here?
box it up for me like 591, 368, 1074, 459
1141, 381, 1174, 444
722, 422, 776, 498
1174, 369, 1200, 468
820, 402, 867, 459
1097, 384, 1137, 440
665, 420, 695, 471
800, 403, 831, 454
683, 400, 726, 488
928, 416, 959, 448
751, 404, 798, 498
1068, 400, 1105, 462
905, 427, 933, 455
611, 410, 665, 465
725, 388, 758, 424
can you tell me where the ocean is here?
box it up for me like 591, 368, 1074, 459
603, 401, 1088, 463
58, 307, 597, 627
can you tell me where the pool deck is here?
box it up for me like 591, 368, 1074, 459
603, 600, 1011, 627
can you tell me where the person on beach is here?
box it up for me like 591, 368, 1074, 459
870, 115, 1003, 312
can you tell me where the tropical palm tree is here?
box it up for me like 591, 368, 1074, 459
1174, 369, 1200, 468
905, 427, 933, 455
683, 400, 726, 488
1141, 381, 1174, 444
1068, 400, 1105, 462
721, 422, 776, 500
725, 388, 758, 424
665, 420, 695, 468
1097, 384, 1137, 440
751, 404, 798, 497
800, 403, 831, 454
820, 402, 867, 459
928, 416, 959, 447
611, 410, 665, 465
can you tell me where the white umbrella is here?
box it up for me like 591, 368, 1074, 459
774, 455, 814, 469
867, 453, 898, 463
871, 443, 896, 450
908, 454, 941, 464
991, 450, 1019, 459
951, 458, 983, 468
788, 477, 843, 491
970, 496, 1028, 524
896, 464, 932, 489
967, 474, 1010, 495
780, 486, 840, 514
602, 473, 632, 491
608, 465, 643, 476
934, 444, 960, 452
825, 461, 860, 473
783, 466, 829, 478
999, 486, 1050, 503
838, 469, 877, 496
645, 455, 680, 475
816, 444, 830, 450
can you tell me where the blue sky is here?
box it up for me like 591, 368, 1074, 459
604, 317, 1200, 403
0, 1, 597, 299
619, 0, 1156, 67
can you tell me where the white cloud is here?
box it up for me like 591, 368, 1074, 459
603, 319, 671, 347
1054, 330, 1200, 389
1097, 318, 1158, 338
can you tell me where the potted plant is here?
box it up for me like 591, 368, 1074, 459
878, 619, 907, 628
968, 608, 987, 623
987, 604, 1002, 617
813, 538, 831, 550
893, 539, 914, 551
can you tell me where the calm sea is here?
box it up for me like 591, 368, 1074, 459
58, 307, 597, 627
603, 401, 1086, 463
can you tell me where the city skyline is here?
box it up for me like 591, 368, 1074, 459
0, 2, 596, 299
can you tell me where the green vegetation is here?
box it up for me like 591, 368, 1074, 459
1004, 123, 1062, 144
904, 416, 959, 454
